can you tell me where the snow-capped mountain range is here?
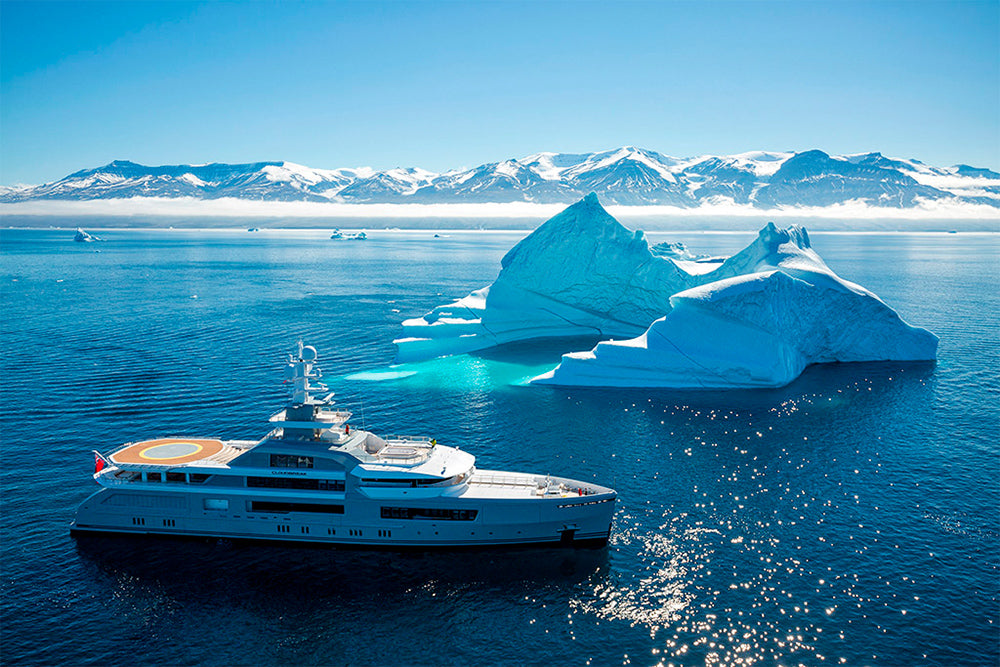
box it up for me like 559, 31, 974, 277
3, 147, 998, 209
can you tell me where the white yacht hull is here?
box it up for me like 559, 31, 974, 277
71, 476, 616, 549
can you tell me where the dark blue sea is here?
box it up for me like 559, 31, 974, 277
2, 226, 998, 666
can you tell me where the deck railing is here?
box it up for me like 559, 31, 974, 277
470, 472, 598, 496
471, 472, 543, 488
382, 434, 433, 445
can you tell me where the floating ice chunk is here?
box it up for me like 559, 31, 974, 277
650, 241, 705, 261
73, 228, 100, 242
532, 270, 938, 388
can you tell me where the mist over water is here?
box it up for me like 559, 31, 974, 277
1, 226, 997, 665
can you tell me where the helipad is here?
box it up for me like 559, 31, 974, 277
110, 438, 225, 465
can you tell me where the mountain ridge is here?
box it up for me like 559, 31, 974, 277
3, 148, 998, 209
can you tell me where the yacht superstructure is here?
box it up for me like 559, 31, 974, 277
72, 344, 616, 548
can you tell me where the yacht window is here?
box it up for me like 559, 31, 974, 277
146, 472, 161, 482
204, 498, 229, 511
249, 476, 317, 490
166, 472, 186, 483
270, 454, 314, 469
246, 476, 344, 491
189, 473, 210, 484
251, 501, 344, 514
362, 477, 452, 487
361, 478, 411, 486
380, 507, 478, 521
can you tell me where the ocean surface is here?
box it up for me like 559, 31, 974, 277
1, 226, 998, 666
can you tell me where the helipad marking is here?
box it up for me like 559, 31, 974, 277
139, 442, 204, 460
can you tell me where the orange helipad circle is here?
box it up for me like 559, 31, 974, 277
111, 438, 224, 465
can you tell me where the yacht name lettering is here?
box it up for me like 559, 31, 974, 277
271, 470, 308, 476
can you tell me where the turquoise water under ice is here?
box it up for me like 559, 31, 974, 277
1, 227, 998, 665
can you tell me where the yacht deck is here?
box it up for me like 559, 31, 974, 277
110, 438, 248, 467
466, 471, 612, 500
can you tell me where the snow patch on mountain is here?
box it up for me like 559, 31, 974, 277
3, 148, 998, 211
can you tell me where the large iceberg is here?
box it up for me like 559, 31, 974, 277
395, 194, 938, 388
394, 193, 700, 361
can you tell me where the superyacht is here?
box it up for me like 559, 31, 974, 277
72, 344, 616, 548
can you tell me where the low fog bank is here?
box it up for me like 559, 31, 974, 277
3, 213, 997, 232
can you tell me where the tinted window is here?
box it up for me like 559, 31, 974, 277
270, 454, 314, 469
247, 477, 344, 491
251, 501, 344, 514
380, 507, 478, 521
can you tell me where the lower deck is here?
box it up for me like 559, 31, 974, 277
72, 484, 616, 549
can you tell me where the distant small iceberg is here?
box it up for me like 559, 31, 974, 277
331, 230, 367, 240
74, 228, 100, 242
650, 241, 706, 261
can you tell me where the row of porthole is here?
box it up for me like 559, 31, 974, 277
132, 517, 509, 540
132, 517, 177, 527
133, 518, 510, 540
275, 526, 349, 537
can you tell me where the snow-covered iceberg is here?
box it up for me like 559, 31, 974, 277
73, 228, 100, 242
394, 193, 702, 361
532, 268, 938, 388
394, 194, 938, 388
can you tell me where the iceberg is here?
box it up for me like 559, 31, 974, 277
73, 228, 100, 242
395, 194, 938, 388
650, 241, 710, 261
394, 193, 701, 361
531, 269, 939, 388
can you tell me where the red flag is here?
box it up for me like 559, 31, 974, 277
94, 452, 105, 474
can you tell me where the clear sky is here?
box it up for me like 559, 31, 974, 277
1, 0, 998, 185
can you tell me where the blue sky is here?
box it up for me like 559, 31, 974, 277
1, 0, 997, 185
